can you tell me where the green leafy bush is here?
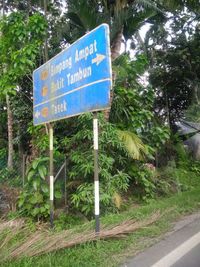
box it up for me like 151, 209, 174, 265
54, 212, 82, 231
0, 149, 22, 186
174, 142, 191, 168
63, 113, 131, 216
129, 164, 156, 201
0, 167, 21, 186
155, 159, 200, 196
71, 171, 130, 216
18, 157, 61, 220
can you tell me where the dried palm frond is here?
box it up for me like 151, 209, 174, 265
3, 211, 162, 261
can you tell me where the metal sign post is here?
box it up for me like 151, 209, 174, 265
49, 124, 54, 228
93, 112, 100, 234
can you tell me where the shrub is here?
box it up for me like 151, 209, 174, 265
18, 157, 61, 220
64, 113, 131, 216
128, 164, 156, 201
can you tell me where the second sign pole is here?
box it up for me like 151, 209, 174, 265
49, 124, 54, 228
93, 112, 100, 235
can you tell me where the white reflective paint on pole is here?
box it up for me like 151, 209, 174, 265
50, 175, 54, 201
95, 180, 100, 215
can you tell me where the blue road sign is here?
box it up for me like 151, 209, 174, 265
33, 24, 112, 125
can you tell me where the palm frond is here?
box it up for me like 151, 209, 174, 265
66, 0, 103, 32
134, 0, 163, 13
112, 192, 122, 209
118, 130, 147, 160
124, 9, 157, 39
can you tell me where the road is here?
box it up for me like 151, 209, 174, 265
122, 212, 200, 267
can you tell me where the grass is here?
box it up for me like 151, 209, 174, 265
1, 187, 200, 267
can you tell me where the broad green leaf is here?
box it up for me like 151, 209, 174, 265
40, 207, 46, 213
27, 170, 35, 181
38, 165, 47, 179
29, 195, 38, 204
32, 159, 40, 169
35, 192, 43, 203
33, 179, 40, 191
31, 207, 40, 217
45, 204, 50, 209
55, 191, 62, 199
41, 183, 49, 193
18, 198, 24, 208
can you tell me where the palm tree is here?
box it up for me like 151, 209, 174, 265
60, 0, 160, 159
64, 0, 160, 119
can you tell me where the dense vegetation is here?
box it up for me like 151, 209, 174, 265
0, 0, 200, 227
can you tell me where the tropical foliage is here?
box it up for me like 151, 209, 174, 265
0, 0, 199, 221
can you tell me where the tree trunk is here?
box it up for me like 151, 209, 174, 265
103, 28, 123, 121
18, 127, 25, 175
44, 0, 49, 62
6, 95, 14, 170
165, 90, 171, 129
193, 82, 199, 105
2, 1, 5, 15
111, 28, 123, 61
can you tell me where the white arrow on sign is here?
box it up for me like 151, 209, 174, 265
92, 54, 106, 66
35, 110, 40, 119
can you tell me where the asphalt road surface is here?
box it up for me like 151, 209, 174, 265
122, 212, 200, 267
172, 243, 200, 267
